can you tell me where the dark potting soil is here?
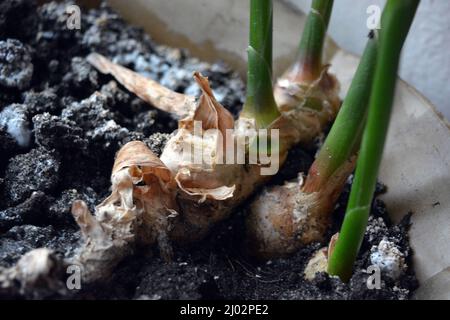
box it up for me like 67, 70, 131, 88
0, 1, 418, 300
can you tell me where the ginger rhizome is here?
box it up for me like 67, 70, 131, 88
246, 33, 379, 259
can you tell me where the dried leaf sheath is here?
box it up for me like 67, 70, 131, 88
165, 71, 235, 174
70, 141, 178, 282
161, 73, 270, 241
273, 66, 341, 147
87, 53, 196, 118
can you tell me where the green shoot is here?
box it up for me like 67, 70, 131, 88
295, 0, 334, 81
241, 0, 280, 128
303, 32, 379, 193
327, 0, 420, 282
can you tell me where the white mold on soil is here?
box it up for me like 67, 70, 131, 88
0, 104, 31, 148
370, 238, 407, 281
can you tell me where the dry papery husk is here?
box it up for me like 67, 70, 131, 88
246, 157, 355, 259
0, 55, 342, 292
86, 53, 197, 119
161, 72, 280, 242
273, 64, 341, 146
70, 140, 177, 283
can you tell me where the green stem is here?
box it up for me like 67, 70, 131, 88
242, 0, 280, 128
304, 32, 379, 192
327, 0, 420, 282
296, 0, 334, 80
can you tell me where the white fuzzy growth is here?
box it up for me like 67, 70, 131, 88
0, 104, 31, 147
370, 239, 407, 280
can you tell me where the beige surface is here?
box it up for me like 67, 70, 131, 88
108, 0, 450, 293
330, 51, 450, 286
413, 267, 450, 300
108, 0, 321, 76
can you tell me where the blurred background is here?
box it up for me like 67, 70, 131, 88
283, 0, 450, 120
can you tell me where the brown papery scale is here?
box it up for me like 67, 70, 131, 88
273, 63, 341, 147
